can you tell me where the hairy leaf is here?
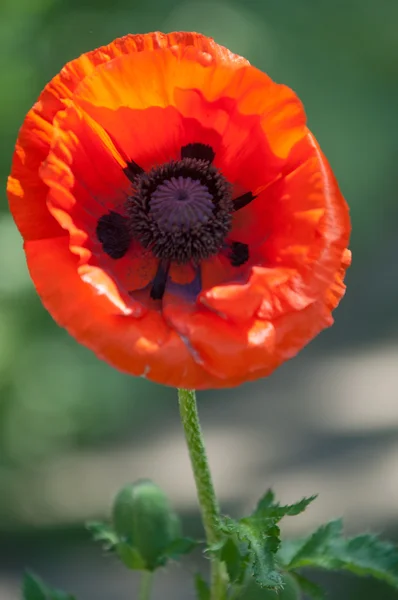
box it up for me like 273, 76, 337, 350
284, 519, 398, 588
283, 520, 343, 569
219, 536, 248, 584
254, 491, 317, 521
220, 516, 283, 589
329, 532, 398, 587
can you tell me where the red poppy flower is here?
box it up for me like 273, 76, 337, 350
7, 32, 351, 389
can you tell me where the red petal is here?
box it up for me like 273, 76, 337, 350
25, 236, 226, 389
8, 32, 245, 241
202, 132, 350, 324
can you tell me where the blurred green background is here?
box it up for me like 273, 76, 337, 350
1, 0, 398, 598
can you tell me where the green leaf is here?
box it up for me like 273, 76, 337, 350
284, 519, 398, 589
283, 520, 343, 569
235, 573, 302, 599
22, 573, 47, 600
254, 490, 276, 512
220, 516, 283, 590
116, 542, 147, 571
22, 572, 76, 600
330, 533, 398, 587
194, 573, 210, 600
254, 491, 318, 520
116, 535, 197, 571
214, 491, 319, 594
22, 572, 48, 600
86, 521, 118, 551
219, 537, 248, 584
160, 537, 198, 560
290, 573, 326, 600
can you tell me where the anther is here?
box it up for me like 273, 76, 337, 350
96, 211, 131, 259
150, 261, 170, 300
234, 191, 256, 211
123, 160, 145, 183
181, 143, 215, 163
228, 241, 249, 267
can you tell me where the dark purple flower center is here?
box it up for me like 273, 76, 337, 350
96, 143, 254, 300
149, 176, 214, 232
125, 156, 234, 265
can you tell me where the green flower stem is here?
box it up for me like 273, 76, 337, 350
178, 388, 228, 600
138, 571, 153, 600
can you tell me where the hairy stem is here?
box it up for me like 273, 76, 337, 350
178, 388, 228, 600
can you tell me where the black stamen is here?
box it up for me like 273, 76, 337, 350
234, 192, 255, 211
96, 211, 131, 259
229, 241, 249, 267
123, 160, 145, 182
181, 143, 215, 163
150, 261, 170, 300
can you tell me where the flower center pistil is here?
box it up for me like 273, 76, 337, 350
149, 176, 214, 232
125, 157, 234, 264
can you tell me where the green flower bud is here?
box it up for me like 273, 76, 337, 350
112, 480, 181, 570
238, 573, 301, 600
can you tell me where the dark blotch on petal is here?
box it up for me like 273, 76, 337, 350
181, 143, 215, 163
124, 160, 145, 182
96, 211, 131, 259
150, 261, 170, 300
234, 191, 255, 211
229, 241, 249, 267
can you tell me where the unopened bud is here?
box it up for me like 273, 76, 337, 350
112, 480, 181, 570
